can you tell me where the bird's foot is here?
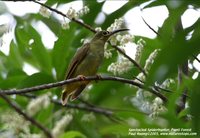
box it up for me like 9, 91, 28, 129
77, 75, 86, 80
95, 74, 102, 82
96, 74, 102, 79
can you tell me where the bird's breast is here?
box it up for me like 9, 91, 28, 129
74, 50, 104, 77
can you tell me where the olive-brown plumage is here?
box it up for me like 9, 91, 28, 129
61, 29, 129, 105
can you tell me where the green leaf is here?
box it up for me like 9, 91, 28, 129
6, 69, 27, 78
146, 12, 200, 85
28, 25, 52, 74
0, 69, 27, 89
0, 51, 8, 73
51, 27, 76, 80
33, 104, 54, 132
8, 40, 23, 69
15, 22, 36, 66
102, 1, 135, 29
17, 72, 54, 88
15, 21, 52, 74
83, 1, 104, 26
100, 124, 130, 137
188, 77, 200, 135
178, 108, 189, 119
59, 131, 87, 138
0, 76, 26, 89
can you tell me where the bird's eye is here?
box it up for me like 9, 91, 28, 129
102, 31, 109, 36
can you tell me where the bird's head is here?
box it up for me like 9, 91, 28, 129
92, 28, 129, 42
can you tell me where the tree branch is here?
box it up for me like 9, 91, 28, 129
55, 100, 114, 117
177, 63, 188, 113
176, 18, 188, 114
6, 0, 146, 77
21, 93, 114, 117
2, 0, 166, 101
141, 16, 159, 36
0, 75, 167, 102
192, 54, 200, 64
0, 93, 53, 138
32, 0, 96, 33
34, 0, 146, 76
111, 44, 147, 76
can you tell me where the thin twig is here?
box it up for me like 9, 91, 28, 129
111, 44, 147, 76
32, 0, 96, 33
7, 0, 147, 79
54, 100, 114, 116
3, 0, 166, 101
0, 75, 167, 102
140, 15, 191, 101
141, 16, 159, 36
9, 0, 146, 77
77, 97, 95, 107
0, 93, 53, 138
21, 93, 114, 116
192, 54, 200, 63
33, 0, 146, 75
132, 76, 172, 93
176, 18, 188, 114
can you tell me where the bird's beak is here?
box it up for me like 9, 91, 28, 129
109, 28, 129, 36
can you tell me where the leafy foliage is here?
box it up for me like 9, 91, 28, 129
0, 0, 200, 138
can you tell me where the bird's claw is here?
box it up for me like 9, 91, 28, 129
95, 74, 102, 83
77, 75, 86, 80
96, 74, 102, 79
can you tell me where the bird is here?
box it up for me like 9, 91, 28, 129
61, 28, 129, 105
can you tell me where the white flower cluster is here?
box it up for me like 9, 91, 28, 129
144, 49, 160, 71
116, 34, 134, 45
104, 43, 113, 59
131, 89, 152, 114
81, 112, 96, 122
95, 27, 102, 32
62, 6, 90, 30
0, 111, 42, 138
109, 36, 118, 45
1, 111, 30, 133
0, 24, 10, 37
106, 18, 134, 49
133, 48, 160, 85
149, 97, 167, 118
131, 90, 166, 117
107, 55, 132, 75
39, 6, 51, 18
0, 23, 10, 47
159, 78, 175, 89
27, 93, 51, 116
107, 18, 124, 32
66, 6, 89, 19
133, 48, 159, 86
134, 72, 146, 84
107, 18, 134, 46
107, 18, 126, 46
66, 7, 77, 19
77, 6, 90, 17
52, 114, 73, 137
135, 39, 145, 63
61, 21, 70, 30
104, 49, 112, 59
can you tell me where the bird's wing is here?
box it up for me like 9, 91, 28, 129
70, 84, 87, 101
65, 43, 90, 79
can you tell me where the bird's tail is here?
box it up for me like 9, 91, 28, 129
61, 90, 71, 105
